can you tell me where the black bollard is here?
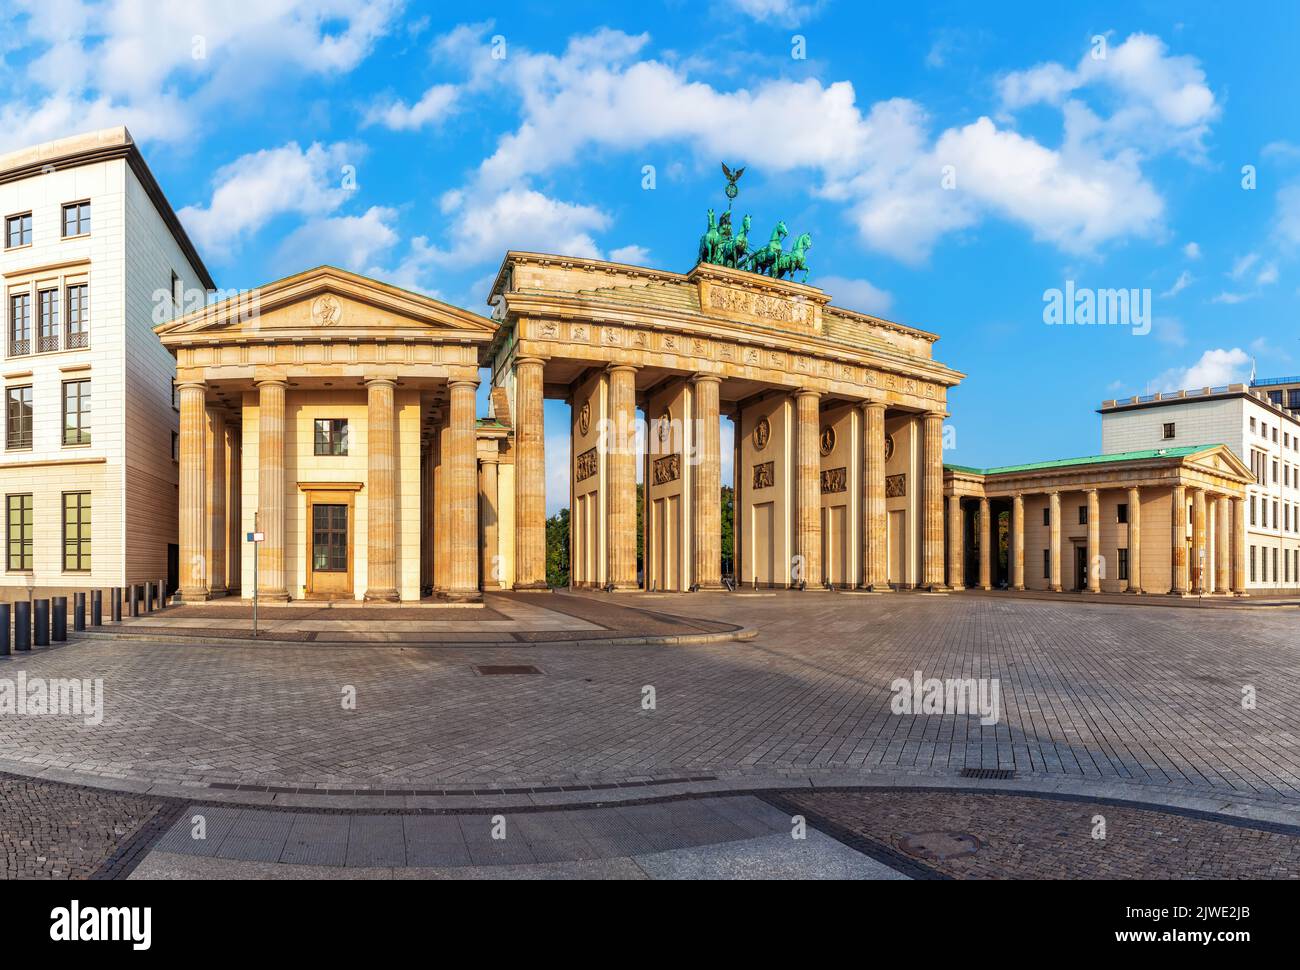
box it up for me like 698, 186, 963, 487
51, 596, 67, 642
74, 592, 86, 631
110, 587, 122, 623
14, 601, 30, 651
158, 579, 167, 609
145, 582, 155, 612
91, 589, 102, 625
34, 598, 50, 646
0, 602, 9, 656
128, 585, 139, 617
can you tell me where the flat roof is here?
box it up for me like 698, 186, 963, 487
0, 126, 215, 291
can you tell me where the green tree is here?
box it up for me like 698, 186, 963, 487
545, 508, 570, 588
720, 485, 735, 578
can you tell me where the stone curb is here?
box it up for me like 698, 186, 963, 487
66, 626, 758, 649
5, 758, 1297, 828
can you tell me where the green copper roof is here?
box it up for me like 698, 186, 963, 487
945, 444, 1220, 477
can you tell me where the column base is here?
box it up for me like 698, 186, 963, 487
176, 586, 210, 603
444, 589, 483, 603
1048, 584, 1062, 593
207, 585, 228, 598
364, 589, 400, 603
255, 590, 291, 603
864, 583, 894, 593
1086, 588, 1102, 595
513, 582, 551, 592
693, 582, 727, 592
1125, 587, 1145, 595
978, 584, 993, 591
607, 581, 640, 592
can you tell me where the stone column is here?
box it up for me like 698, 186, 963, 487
1171, 485, 1188, 595
1011, 492, 1025, 590
793, 390, 822, 588
691, 374, 723, 590
1191, 488, 1208, 594
1231, 496, 1247, 595
946, 495, 964, 589
1126, 486, 1143, 593
978, 497, 992, 590
435, 414, 450, 591
1086, 488, 1101, 593
364, 378, 399, 601
256, 378, 289, 601
480, 454, 500, 589
514, 357, 548, 589
1048, 491, 1062, 592
1215, 493, 1231, 595
203, 406, 227, 597
448, 378, 480, 599
226, 423, 241, 594
922, 412, 946, 589
177, 382, 209, 601
607, 365, 639, 590
861, 402, 888, 589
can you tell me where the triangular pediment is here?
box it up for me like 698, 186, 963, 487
155, 266, 497, 343
1183, 444, 1252, 481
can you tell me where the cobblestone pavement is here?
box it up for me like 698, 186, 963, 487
0, 773, 177, 879
0, 592, 1297, 803
768, 788, 1300, 879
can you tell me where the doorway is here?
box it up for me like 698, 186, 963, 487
1074, 545, 1088, 591
305, 492, 354, 598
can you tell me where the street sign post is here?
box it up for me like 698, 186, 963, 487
248, 521, 265, 637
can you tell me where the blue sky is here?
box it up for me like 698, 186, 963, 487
3, 1, 1299, 511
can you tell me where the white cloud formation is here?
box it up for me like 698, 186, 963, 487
364, 84, 459, 130
0, 0, 401, 150
1151, 347, 1250, 392
608, 244, 651, 264
818, 275, 894, 315
1183, 241, 1201, 259
1162, 269, 1192, 297
998, 32, 1219, 157
178, 141, 359, 259
726, 0, 818, 26
432, 27, 1205, 266
273, 205, 399, 274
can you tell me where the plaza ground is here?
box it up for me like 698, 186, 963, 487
2, 590, 1299, 878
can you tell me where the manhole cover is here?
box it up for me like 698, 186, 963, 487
896, 831, 982, 861
473, 664, 541, 676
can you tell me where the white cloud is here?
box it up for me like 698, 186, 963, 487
436, 27, 1195, 266
998, 33, 1219, 157
818, 275, 894, 315
1230, 252, 1260, 280
274, 206, 399, 275
436, 187, 609, 265
1151, 347, 1250, 392
1277, 184, 1300, 247
1183, 241, 1201, 259
178, 141, 359, 259
363, 84, 459, 130
1162, 269, 1192, 297
1211, 291, 1253, 305
727, 0, 819, 26
1257, 262, 1279, 286
0, 0, 402, 150
608, 244, 651, 264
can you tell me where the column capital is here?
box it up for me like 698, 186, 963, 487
689, 372, 722, 385
364, 376, 397, 389
794, 388, 821, 401
176, 380, 207, 393
448, 378, 480, 391
607, 363, 640, 375
254, 376, 289, 389
860, 399, 887, 414
515, 355, 549, 367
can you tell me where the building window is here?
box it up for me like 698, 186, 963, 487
1162, 422, 1175, 439
1250, 417, 1257, 433
1273, 460, 1279, 483
62, 379, 90, 446
1042, 507, 1049, 526
1078, 505, 1088, 525
1250, 545, 1257, 583
1117, 503, 1128, 524
1118, 548, 1129, 581
313, 418, 348, 456
1275, 427, 1280, 443
1250, 496, 1257, 526
1274, 500, 1280, 529
1043, 549, 1050, 579
5, 385, 32, 450
62, 491, 91, 571
6, 493, 32, 571
171, 431, 179, 461
65, 283, 88, 348
5, 212, 31, 249
61, 201, 91, 238
37, 287, 59, 353
8, 292, 31, 356
1274, 547, 1280, 582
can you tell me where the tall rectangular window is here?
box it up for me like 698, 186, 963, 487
62, 379, 90, 445
1250, 545, 1257, 583
1078, 505, 1088, 525
1118, 548, 1129, 581
1162, 422, 1176, 439
5, 212, 31, 248
6, 493, 32, 571
61, 201, 91, 237
9, 292, 31, 356
5, 385, 31, 450
1117, 503, 1128, 524
65, 283, 88, 348
37, 288, 59, 352
313, 418, 348, 456
62, 491, 90, 571
1043, 549, 1050, 579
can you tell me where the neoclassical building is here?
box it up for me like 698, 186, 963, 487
943, 445, 1254, 595
157, 254, 966, 601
